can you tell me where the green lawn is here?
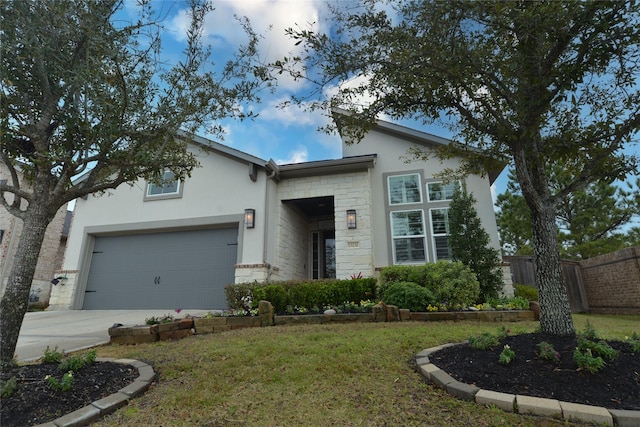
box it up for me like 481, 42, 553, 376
93, 314, 639, 426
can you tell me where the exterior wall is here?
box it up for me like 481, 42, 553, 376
343, 129, 501, 269
61, 145, 268, 309
0, 164, 68, 307
579, 246, 640, 314
274, 203, 310, 280
275, 171, 375, 280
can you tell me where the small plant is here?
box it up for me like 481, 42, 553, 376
1, 377, 17, 398
46, 370, 74, 392
468, 332, 500, 350
145, 313, 175, 324
579, 321, 599, 340
627, 332, 640, 353
42, 346, 64, 363
537, 341, 561, 364
499, 345, 516, 365
577, 336, 618, 362
58, 349, 97, 373
350, 272, 363, 279
573, 348, 605, 373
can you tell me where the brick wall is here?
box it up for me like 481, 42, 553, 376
579, 246, 640, 314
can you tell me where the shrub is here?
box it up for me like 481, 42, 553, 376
1, 377, 17, 398
573, 348, 605, 373
42, 346, 64, 364
381, 281, 435, 312
59, 350, 97, 373
225, 278, 378, 313
379, 261, 480, 307
513, 283, 539, 301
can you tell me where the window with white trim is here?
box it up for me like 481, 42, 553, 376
430, 208, 451, 260
388, 174, 422, 205
427, 181, 459, 202
390, 210, 426, 263
145, 170, 182, 199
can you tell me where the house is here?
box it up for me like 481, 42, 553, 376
0, 163, 70, 308
50, 118, 504, 310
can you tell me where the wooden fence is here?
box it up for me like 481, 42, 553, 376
504, 256, 590, 313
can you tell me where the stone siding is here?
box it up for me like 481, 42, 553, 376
579, 246, 640, 314
0, 165, 68, 306
276, 171, 374, 280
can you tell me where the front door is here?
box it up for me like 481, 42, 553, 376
312, 230, 336, 279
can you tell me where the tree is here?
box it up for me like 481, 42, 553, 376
448, 184, 503, 301
497, 168, 640, 259
0, 0, 267, 367
276, 1, 640, 335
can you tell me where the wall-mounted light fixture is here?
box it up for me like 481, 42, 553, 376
51, 276, 67, 286
244, 208, 255, 229
347, 209, 357, 229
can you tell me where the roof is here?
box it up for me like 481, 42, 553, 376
276, 155, 377, 179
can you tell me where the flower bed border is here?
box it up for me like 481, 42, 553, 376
108, 303, 536, 345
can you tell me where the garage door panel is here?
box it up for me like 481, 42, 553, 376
82, 228, 238, 309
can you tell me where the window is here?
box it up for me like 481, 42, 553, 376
391, 210, 426, 263
145, 170, 182, 200
388, 174, 422, 205
430, 208, 451, 260
427, 181, 459, 202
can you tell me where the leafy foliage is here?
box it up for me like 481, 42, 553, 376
0, 0, 269, 366
381, 282, 435, 312
226, 278, 378, 314
513, 284, 539, 302
497, 169, 640, 259
448, 184, 503, 300
276, 0, 640, 336
379, 262, 480, 307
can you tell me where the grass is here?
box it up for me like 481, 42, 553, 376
93, 314, 639, 426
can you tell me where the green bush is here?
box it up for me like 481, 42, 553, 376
379, 261, 480, 307
225, 278, 378, 313
382, 282, 435, 312
513, 283, 539, 301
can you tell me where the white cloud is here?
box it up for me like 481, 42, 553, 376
276, 146, 309, 164
168, 0, 327, 91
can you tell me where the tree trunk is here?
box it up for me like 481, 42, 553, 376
0, 205, 50, 367
531, 205, 575, 336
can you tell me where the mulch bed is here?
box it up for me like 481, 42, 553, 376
429, 332, 640, 410
1, 361, 139, 427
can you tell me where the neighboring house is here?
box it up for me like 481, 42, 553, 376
0, 163, 69, 307
51, 118, 504, 310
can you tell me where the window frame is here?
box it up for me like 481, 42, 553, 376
429, 207, 451, 261
426, 180, 459, 202
390, 209, 427, 264
144, 170, 183, 201
387, 173, 423, 206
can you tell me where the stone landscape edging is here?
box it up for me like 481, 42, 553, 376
108, 306, 537, 345
416, 343, 640, 427
36, 358, 156, 427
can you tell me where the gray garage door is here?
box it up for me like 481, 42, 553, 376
82, 228, 238, 309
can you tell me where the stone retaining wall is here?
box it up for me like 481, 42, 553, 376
109, 302, 536, 345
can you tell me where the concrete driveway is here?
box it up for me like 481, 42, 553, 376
16, 309, 212, 361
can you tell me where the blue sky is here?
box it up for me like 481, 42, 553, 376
124, 0, 639, 208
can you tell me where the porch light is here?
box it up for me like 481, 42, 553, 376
244, 208, 255, 229
347, 209, 357, 229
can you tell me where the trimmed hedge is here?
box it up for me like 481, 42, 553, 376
379, 261, 480, 307
225, 278, 378, 313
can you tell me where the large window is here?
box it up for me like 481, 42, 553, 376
430, 208, 451, 260
145, 170, 182, 200
388, 174, 422, 205
427, 181, 459, 202
391, 210, 426, 263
